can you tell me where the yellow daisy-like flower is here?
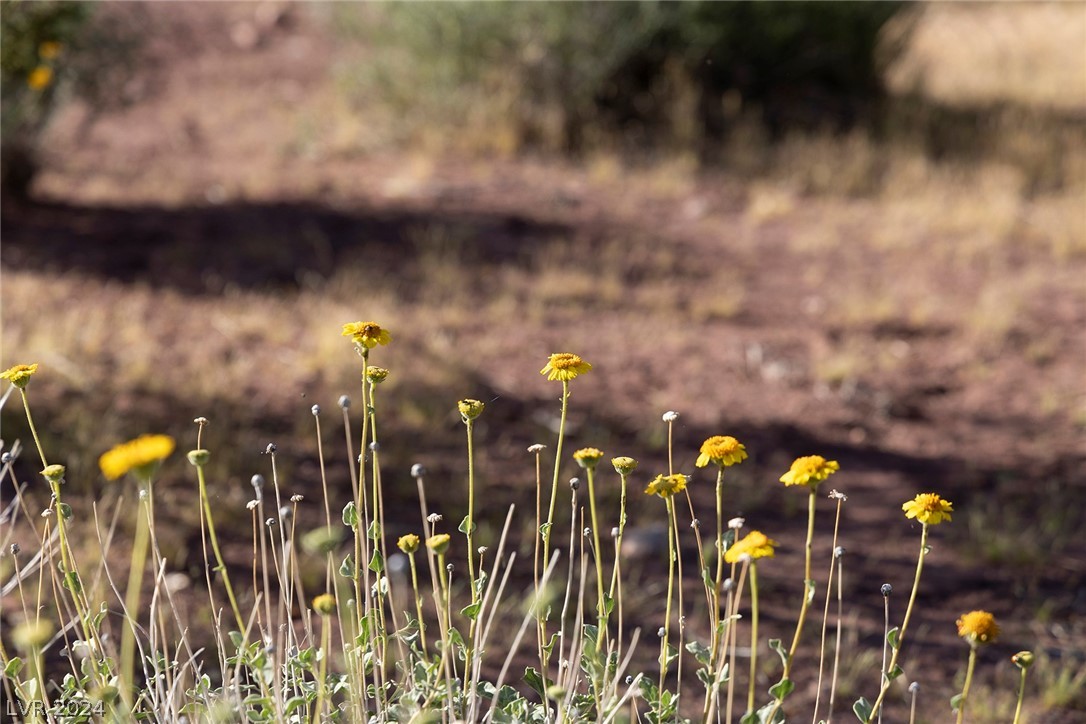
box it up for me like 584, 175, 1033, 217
695, 435, 748, 468
780, 455, 840, 487
27, 66, 52, 90
611, 456, 638, 476
0, 363, 39, 389
573, 447, 604, 470
957, 610, 999, 645
312, 593, 337, 616
540, 353, 592, 382
341, 321, 391, 349
644, 473, 688, 498
397, 533, 420, 554
724, 530, 777, 563
901, 493, 954, 526
99, 434, 176, 481
426, 533, 451, 554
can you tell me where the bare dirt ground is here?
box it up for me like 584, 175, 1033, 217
2, 3, 1085, 722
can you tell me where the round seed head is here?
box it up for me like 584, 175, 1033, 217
338, 395, 351, 409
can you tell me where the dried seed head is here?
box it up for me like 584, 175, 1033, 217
246, 500, 259, 511
881, 583, 893, 597
662, 410, 679, 422
279, 506, 292, 519
193, 417, 209, 426
338, 395, 351, 409
1, 452, 12, 464
828, 489, 848, 501
411, 463, 426, 478
728, 517, 745, 529
369, 441, 380, 452
569, 477, 580, 491
834, 546, 845, 558
251, 474, 265, 489
426, 513, 442, 524
908, 681, 920, 693
690, 519, 700, 529
265, 518, 276, 527
583, 527, 591, 537
611, 527, 620, 538
290, 494, 304, 503
311, 405, 320, 416
657, 627, 666, 638
527, 443, 547, 454
9, 543, 20, 555
264, 443, 277, 455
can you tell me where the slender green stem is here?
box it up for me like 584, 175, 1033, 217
866, 524, 929, 722
543, 380, 570, 566
585, 467, 606, 632
121, 489, 152, 696
19, 389, 48, 469
813, 498, 845, 722
195, 463, 245, 632
408, 553, 427, 654
465, 418, 477, 597
659, 496, 677, 695
1011, 666, 1028, 724
955, 646, 977, 724
784, 488, 818, 673
747, 561, 761, 716
312, 615, 331, 724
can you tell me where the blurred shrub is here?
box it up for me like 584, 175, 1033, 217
1, 1, 144, 201
335, 1, 906, 154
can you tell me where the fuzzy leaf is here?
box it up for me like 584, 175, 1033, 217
887, 626, 900, 650
368, 549, 384, 574
460, 602, 482, 620
339, 554, 355, 579
4, 657, 23, 677
685, 639, 711, 666
523, 667, 547, 699
769, 677, 794, 700
950, 693, 963, 712
853, 697, 873, 722
768, 638, 789, 668
342, 502, 358, 530
459, 515, 476, 535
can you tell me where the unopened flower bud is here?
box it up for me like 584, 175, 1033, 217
187, 449, 210, 467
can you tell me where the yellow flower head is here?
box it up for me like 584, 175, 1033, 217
366, 366, 390, 384
12, 618, 54, 651
342, 321, 391, 349
611, 456, 638, 476
540, 353, 592, 382
724, 530, 777, 563
644, 473, 688, 498
312, 593, 336, 616
696, 436, 748, 468
1, 363, 39, 389
426, 533, 451, 554
397, 533, 420, 554
901, 493, 954, 526
39, 41, 62, 59
780, 455, 840, 487
457, 398, 485, 422
957, 610, 999, 645
573, 447, 604, 470
99, 434, 176, 481
27, 66, 52, 91
40, 465, 66, 484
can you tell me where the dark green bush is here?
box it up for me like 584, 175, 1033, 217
337, 1, 908, 154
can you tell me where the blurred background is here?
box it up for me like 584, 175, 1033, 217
2, 2, 1085, 720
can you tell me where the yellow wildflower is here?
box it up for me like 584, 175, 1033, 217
397, 533, 420, 554
724, 530, 777, 563
426, 533, 451, 554
99, 434, 176, 481
1, 363, 39, 389
39, 42, 61, 59
540, 353, 592, 382
573, 447, 604, 470
696, 435, 748, 468
457, 399, 485, 421
957, 610, 999, 645
780, 455, 839, 487
366, 366, 390, 384
611, 456, 638, 476
312, 593, 336, 616
902, 493, 954, 525
644, 473, 688, 498
27, 66, 52, 90
341, 321, 391, 349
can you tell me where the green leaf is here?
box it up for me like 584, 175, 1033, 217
4, 657, 23, 677
368, 549, 384, 574
886, 664, 904, 683
768, 677, 794, 700
523, 667, 547, 699
740, 713, 759, 724
582, 624, 599, 647
58, 502, 73, 520
804, 578, 816, 604
459, 515, 476, 535
339, 554, 356, 579
539, 522, 552, 542
342, 502, 358, 530
685, 639, 711, 666
768, 638, 789, 668
887, 626, 900, 650
756, 700, 787, 723
460, 602, 482, 620
603, 593, 615, 615
950, 693, 963, 712
853, 697, 873, 722
367, 520, 380, 541
63, 570, 82, 594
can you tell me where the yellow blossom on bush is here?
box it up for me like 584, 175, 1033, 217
724, 530, 777, 563
397, 534, 420, 554
27, 66, 53, 90
957, 610, 999, 645
780, 455, 839, 487
540, 353, 592, 382
99, 434, 176, 481
902, 492, 954, 525
1, 363, 39, 389
427, 533, 451, 554
573, 447, 604, 469
312, 593, 336, 616
342, 321, 391, 349
644, 473, 687, 498
695, 436, 748, 468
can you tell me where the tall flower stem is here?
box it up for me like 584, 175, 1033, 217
1011, 662, 1029, 724
192, 454, 245, 633
585, 466, 607, 634
658, 496, 677, 695
813, 496, 846, 721
785, 487, 818, 673
120, 487, 152, 696
866, 524, 929, 722
540, 379, 570, 677
747, 560, 761, 716
955, 646, 978, 724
